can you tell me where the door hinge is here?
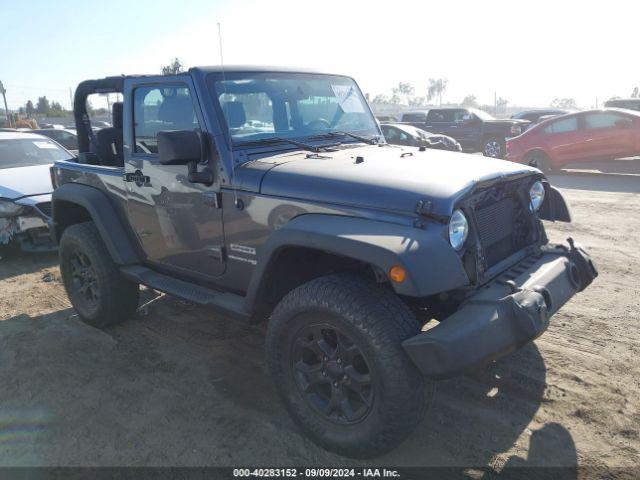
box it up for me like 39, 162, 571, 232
203, 192, 222, 209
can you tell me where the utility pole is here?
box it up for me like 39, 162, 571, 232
494, 91, 497, 116
0, 80, 12, 128
69, 87, 74, 111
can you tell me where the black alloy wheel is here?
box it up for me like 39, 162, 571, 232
292, 321, 374, 425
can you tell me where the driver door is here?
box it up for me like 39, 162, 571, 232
123, 77, 226, 279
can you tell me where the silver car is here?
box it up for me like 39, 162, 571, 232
0, 132, 74, 251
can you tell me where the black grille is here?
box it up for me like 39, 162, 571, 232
474, 197, 518, 267
36, 202, 52, 218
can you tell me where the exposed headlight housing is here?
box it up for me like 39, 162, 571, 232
0, 200, 24, 218
448, 209, 469, 251
529, 181, 545, 211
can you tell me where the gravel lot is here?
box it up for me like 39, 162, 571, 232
0, 171, 638, 470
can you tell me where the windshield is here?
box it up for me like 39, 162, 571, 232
209, 72, 379, 147
0, 137, 73, 169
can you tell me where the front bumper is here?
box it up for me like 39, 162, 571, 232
402, 240, 597, 380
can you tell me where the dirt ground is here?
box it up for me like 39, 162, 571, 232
0, 171, 639, 471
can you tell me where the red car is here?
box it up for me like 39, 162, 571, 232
505, 108, 640, 172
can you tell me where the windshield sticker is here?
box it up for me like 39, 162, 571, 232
331, 84, 364, 113
33, 141, 57, 149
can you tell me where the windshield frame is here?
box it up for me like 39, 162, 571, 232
206, 71, 381, 152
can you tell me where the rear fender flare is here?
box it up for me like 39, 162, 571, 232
52, 183, 141, 265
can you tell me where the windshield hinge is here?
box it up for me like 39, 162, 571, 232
416, 199, 432, 216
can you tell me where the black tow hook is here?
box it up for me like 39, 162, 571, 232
565, 237, 598, 292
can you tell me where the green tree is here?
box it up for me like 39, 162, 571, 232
36, 96, 50, 115
371, 94, 389, 104
632, 87, 639, 98
49, 101, 65, 117
461, 94, 478, 108
161, 58, 185, 75
392, 82, 415, 105
427, 78, 448, 106
496, 97, 509, 113
408, 96, 425, 107
25, 100, 35, 117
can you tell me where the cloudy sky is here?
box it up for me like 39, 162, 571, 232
2, 0, 637, 110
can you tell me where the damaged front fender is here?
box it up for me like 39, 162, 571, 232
539, 185, 571, 222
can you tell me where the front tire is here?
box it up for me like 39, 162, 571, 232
483, 137, 505, 158
59, 222, 139, 327
266, 274, 433, 458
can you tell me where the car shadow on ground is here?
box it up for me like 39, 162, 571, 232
547, 171, 640, 194
0, 296, 578, 470
0, 248, 58, 282
385, 342, 577, 474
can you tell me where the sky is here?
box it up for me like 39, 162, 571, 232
1, 0, 638, 111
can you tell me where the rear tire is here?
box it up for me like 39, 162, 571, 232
266, 273, 433, 458
483, 137, 505, 158
59, 222, 139, 327
525, 150, 557, 173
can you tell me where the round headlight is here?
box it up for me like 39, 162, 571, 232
448, 209, 468, 251
529, 181, 545, 211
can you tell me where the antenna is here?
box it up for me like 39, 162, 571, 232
217, 22, 238, 206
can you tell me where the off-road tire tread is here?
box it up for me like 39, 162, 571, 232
59, 222, 139, 327
266, 273, 434, 458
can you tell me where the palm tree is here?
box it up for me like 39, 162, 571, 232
427, 78, 448, 106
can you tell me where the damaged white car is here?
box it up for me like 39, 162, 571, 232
0, 132, 73, 251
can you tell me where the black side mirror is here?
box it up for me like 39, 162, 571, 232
157, 130, 202, 165
157, 130, 214, 185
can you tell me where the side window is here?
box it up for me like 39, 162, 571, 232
133, 85, 199, 154
384, 126, 400, 141
402, 113, 426, 123
584, 113, 622, 130
453, 110, 470, 122
427, 110, 453, 122
544, 117, 578, 134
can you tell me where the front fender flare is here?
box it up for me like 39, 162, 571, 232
244, 214, 469, 312
539, 185, 571, 222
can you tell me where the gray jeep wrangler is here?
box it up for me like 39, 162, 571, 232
51, 67, 597, 458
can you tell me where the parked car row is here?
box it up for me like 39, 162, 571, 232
506, 108, 640, 172
399, 108, 528, 158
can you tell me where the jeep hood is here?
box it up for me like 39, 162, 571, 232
0, 164, 53, 202
253, 146, 540, 217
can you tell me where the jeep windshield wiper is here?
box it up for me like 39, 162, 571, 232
237, 137, 330, 153
321, 131, 379, 145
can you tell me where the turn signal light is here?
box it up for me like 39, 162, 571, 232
389, 266, 406, 283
